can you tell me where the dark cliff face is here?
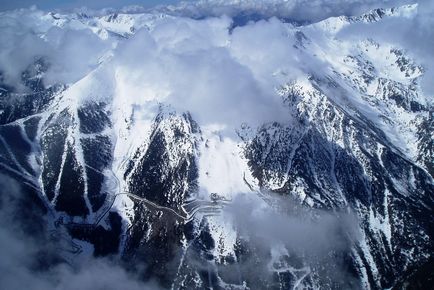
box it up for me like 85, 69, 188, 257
242, 80, 434, 289
125, 111, 199, 209
417, 112, 434, 178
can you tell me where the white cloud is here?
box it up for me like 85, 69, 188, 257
159, 0, 415, 23
0, 8, 112, 91
337, 0, 434, 96
2, 1, 429, 130
225, 192, 360, 254
110, 15, 294, 129
0, 1, 431, 288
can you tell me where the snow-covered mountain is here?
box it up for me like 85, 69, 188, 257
0, 2, 433, 290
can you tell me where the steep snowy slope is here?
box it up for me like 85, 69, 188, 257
0, 2, 432, 290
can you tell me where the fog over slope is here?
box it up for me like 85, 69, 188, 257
1, 0, 433, 124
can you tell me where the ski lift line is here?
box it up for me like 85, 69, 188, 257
84, 164, 105, 174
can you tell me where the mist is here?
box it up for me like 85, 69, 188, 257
1, 0, 426, 131
0, 171, 362, 289
0, 174, 162, 290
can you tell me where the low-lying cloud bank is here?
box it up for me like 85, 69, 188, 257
0, 8, 298, 128
225, 193, 360, 254
0, 179, 148, 290
222, 193, 361, 284
0, 175, 163, 290
158, 0, 414, 23
1, 0, 415, 23
0, 8, 111, 91
111, 16, 298, 127
0, 173, 360, 289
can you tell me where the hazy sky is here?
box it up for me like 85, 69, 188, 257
0, 0, 185, 11
0, 0, 416, 13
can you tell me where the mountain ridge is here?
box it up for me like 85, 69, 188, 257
0, 2, 432, 289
